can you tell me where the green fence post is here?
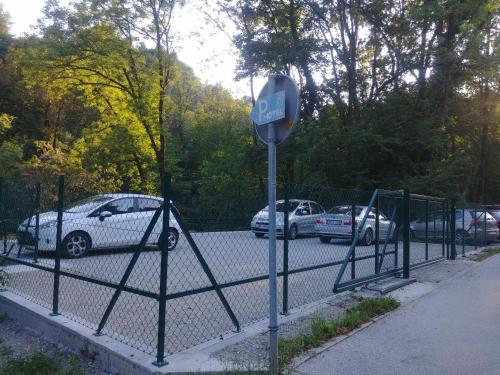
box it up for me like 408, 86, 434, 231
445, 203, 451, 259
51, 175, 64, 316
375, 194, 380, 274
282, 181, 289, 315
34, 183, 41, 264
462, 203, 465, 256
0, 177, 4, 254
474, 205, 478, 250
483, 207, 487, 247
394, 198, 400, 270
351, 202, 356, 280
442, 202, 446, 257
425, 199, 429, 261
154, 173, 171, 367
450, 199, 456, 260
403, 189, 410, 279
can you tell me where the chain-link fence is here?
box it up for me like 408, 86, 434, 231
1, 175, 497, 365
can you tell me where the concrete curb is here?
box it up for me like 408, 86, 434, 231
0, 291, 229, 374
0, 288, 350, 374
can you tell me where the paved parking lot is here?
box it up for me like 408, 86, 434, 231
0, 231, 464, 355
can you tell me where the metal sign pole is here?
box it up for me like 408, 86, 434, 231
251, 74, 299, 374
267, 78, 278, 375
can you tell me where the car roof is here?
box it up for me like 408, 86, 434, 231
101, 193, 161, 200
275, 199, 316, 204
333, 205, 369, 209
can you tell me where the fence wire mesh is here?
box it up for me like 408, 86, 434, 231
1, 175, 497, 361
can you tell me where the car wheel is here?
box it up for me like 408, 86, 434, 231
254, 232, 264, 238
62, 231, 91, 259
319, 236, 331, 244
361, 228, 373, 246
159, 228, 179, 251
288, 224, 298, 240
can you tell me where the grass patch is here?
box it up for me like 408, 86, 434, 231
278, 297, 400, 367
469, 247, 500, 262
0, 349, 85, 375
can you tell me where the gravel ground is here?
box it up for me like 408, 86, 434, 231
211, 292, 361, 372
0, 312, 112, 374
0, 232, 474, 358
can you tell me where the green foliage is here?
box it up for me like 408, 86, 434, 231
470, 247, 500, 262
0, 0, 498, 214
0, 350, 84, 375
278, 297, 400, 366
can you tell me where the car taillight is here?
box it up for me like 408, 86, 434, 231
316, 219, 325, 224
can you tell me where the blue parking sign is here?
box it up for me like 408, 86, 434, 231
250, 90, 286, 126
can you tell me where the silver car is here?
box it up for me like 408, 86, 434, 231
251, 200, 325, 239
314, 205, 394, 245
410, 209, 499, 243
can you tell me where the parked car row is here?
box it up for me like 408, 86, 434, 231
409, 209, 499, 243
251, 200, 395, 246
251, 200, 500, 245
17, 194, 181, 259
16, 195, 499, 259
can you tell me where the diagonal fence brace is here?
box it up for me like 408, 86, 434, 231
333, 189, 379, 293
96, 205, 164, 335
377, 205, 397, 273
171, 208, 241, 332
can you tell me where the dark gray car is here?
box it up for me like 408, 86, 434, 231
410, 209, 499, 243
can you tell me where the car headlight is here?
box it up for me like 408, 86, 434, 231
39, 220, 57, 229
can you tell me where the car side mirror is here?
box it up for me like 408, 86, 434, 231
99, 211, 112, 221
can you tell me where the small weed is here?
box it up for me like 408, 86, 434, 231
470, 248, 500, 262
0, 263, 8, 288
278, 297, 400, 367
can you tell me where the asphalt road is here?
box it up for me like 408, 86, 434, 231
0, 231, 471, 355
293, 253, 500, 375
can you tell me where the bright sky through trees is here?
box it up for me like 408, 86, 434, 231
0, 0, 262, 97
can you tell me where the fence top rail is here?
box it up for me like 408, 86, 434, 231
410, 193, 447, 202
377, 189, 403, 197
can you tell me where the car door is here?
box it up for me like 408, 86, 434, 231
309, 202, 325, 234
296, 202, 312, 234
378, 211, 390, 239
93, 198, 137, 247
137, 197, 163, 244
412, 217, 426, 238
428, 212, 444, 240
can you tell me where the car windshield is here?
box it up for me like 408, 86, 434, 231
487, 210, 500, 220
65, 196, 112, 213
262, 201, 300, 212
328, 206, 362, 216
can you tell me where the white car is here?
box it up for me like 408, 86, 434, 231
315, 205, 394, 245
16, 194, 181, 258
251, 199, 325, 239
